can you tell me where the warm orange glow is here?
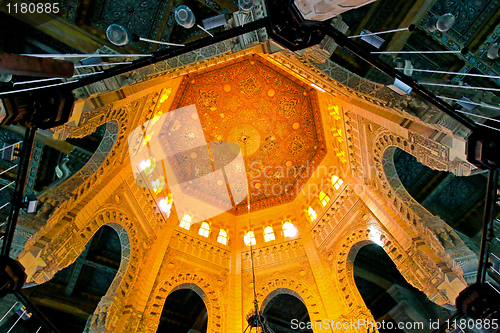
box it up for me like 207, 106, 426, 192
244, 231, 256, 246
308, 207, 317, 222
264, 226, 275, 242
217, 229, 228, 245
199, 222, 210, 237
223, 83, 232, 92
319, 191, 330, 207
180, 214, 192, 230
283, 221, 297, 237
331, 175, 344, 191
328, 104, 341, 120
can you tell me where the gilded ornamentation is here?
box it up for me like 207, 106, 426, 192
198, 89, 219, 109
170, 55, 326, 214
237, 74, 262, 96
289, 135, 306, 156
227, 124, 261, 156
278, 97, 298, 118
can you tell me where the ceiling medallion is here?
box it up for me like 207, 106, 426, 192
227, 124, 261, 156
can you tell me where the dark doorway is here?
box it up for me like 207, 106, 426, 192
354, 244, 450, 333
263, 293, 312, 333
157, 288, 208, 333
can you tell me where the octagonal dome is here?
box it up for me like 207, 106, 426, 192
169, 55, 326, 214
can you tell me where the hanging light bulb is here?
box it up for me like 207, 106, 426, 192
175, 5, 214, 37
106, 24, 184, 47
0, 74, 12, 82
487, 43, 500, 60
106, 24, 132, 46
175, 5, 196, 29
238, 0, 254, 13
426, 13, 456, 32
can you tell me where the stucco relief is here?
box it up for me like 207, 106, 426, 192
140, 259, 227, 333
361, 122, 476, 304
244, 265, 327, 326
19, 206, 144, 333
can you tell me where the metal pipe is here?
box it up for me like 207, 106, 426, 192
1, 18, 268, 96
0, 127, 37, 256
477, 168, 499, 284
67, 18, 269, 91
21, 54, 152, 58
437, 96, 500, 111
454, 110, 500, 124
6, 308, 26, 333
420, 82, 500, 92
324, 25, 478, 131
0, 165, 17, 176
0, 181, 15, 192
396, 67, 500, 79
14, 291, 60, 333
0, 141, 21, 152
74, 62, 132, 68
0, 302, 18, 323
349, 26, 413, 38
371, 50, 461, 54
0, 82, 72, 96
138, 37, 185, 47
196, 24, 214, 37
13, 72, 104, 86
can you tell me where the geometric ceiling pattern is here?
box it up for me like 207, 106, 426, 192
171, 55, 326, 214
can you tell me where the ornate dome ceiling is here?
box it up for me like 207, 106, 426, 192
170, 55, 326, 214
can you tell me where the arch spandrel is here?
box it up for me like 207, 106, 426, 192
254, 277, 326, 328
356, 123, 476, 305
326, 216, 450, 315
140, 267, 227, 333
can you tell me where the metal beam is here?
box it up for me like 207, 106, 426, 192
1, 127, 37, 256
65, 246, 90, 296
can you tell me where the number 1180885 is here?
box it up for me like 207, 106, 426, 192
6, 2, 59, 14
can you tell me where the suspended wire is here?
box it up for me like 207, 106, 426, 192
371, 50, 461, 54
349, 26, 412, 38
475, 121, 500, 133
21, 53, 151, 58
454, 110, 500, 124
437, 96, 500, 111
0, 302, 18, 323
396, 67, 500, 79
13, 71, 104, 86
419, 82, 500, 92
74, 62, 132, 68
0, 82, 72, 96
244, 142, 258, 303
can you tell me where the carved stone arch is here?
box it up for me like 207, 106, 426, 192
254, 278, 325, 325
260, 287, 306, 312
331, 222, 411, 316
31, 99, 141, 246
370, 130, 473, 301
49, 120, 120, 201
144, 272, 225, 333
24, 207, 142, 332
371, 129, 472, 178
83, 222, 133, 333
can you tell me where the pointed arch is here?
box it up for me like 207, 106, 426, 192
252, 278, 325, 326
143, 272, 225, 333
20, 207, 141, 332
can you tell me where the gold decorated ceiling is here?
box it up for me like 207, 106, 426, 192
170, 55, 326, 213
